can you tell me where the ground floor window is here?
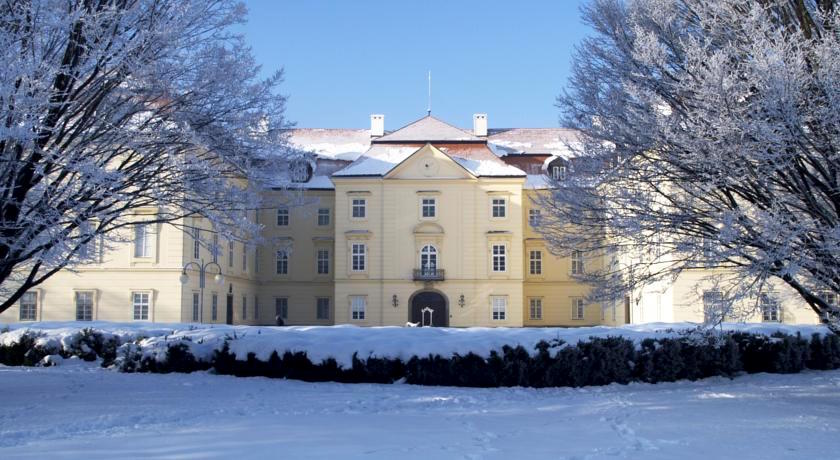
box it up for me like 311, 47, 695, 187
132, 291, 150, 320
192, 292, 200, 322
703, 290, 724, 323
571, 297, 585, 320
491, 296, 507, 321
242, 296, 247, 321
19, 292, 37, 321
350, 296, 366, 320
211, 293, 218, 321
317, 297, 330, 320
275, 297, 288, 320
254, 296, 260, 320
76, 291, 93, 321
529, 298, 542, 320
761, 294, 780, 322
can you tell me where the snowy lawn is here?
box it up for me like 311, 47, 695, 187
1, 361, 839, 459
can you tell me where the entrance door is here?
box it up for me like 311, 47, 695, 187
226, 294, 234, 325
410, 291, 448, 327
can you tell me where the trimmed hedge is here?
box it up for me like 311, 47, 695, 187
2, 329, 840, 388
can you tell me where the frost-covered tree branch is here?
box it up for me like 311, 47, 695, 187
543, 0, 840, 329
0, 0, 302, 313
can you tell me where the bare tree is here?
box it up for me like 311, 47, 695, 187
541, 0, 840, 329
0, 0, 301, 313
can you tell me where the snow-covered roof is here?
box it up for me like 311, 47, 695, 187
374, 116, 481, 142
333, 143, 526, 178
524, 174, 553, 190
287, 128, 371, 161
298, 175, 335, 190
487, 128, 582, 159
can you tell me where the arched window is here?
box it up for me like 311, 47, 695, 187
420, 245, 437, 274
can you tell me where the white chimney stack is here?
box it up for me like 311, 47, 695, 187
370, 114, 384, 137
473, 113, 487, 137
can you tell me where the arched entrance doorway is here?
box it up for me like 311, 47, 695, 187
410, 290, 449, 327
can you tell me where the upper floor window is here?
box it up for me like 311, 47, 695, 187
491, 198, 506, 218
276, 208, 289, 226
318, 208, 331, 226
317, 249, 330, 275
492, 244, 506, 272
529, 250, 542, 275
421, 198, 436, 218
571, 250, 584, 274
211, 234, 219, 263
571, 297, 585, 320
351, 296, 366, 320
132, 291, 150, 321
351, 243, 366, 271
133, 224, 155, 258
276, 250, 289, 275
420, 245, 437, 273
351, 199, 366, 219
19, 292, 37, 321
76, 291, 93, 321
193, 228, 200, 259
492, 296, 507, 321
78, 221, 96, 261
529, 209, 541, 227
228, 241, 234, 268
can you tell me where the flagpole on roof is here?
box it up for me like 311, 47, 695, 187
427, 70, 431, 116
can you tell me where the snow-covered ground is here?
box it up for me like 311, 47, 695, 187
1, 361, 839, 459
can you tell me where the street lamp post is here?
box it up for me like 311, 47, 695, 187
180, 258, 224, 323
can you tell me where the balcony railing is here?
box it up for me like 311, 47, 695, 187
413, 268, 444, 281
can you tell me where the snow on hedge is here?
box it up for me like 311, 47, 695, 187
1, 321, 829, 369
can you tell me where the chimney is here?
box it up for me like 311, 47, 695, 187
473, 113, 487, 137
370, 114, 384, 137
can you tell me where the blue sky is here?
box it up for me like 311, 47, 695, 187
241, 1, 591, 129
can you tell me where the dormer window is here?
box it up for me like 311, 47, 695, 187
552, 165, 566, 180
290, 158, 313, 183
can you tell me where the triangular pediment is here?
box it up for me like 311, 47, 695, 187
385, 144, 476, 180
375, 115, 481, 142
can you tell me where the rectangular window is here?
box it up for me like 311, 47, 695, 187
212, 234, 219, 263
317, 249, 330, 275
211, 293, 218, 321
193, 228, 200, 259
350, 296, 366, 320
571, 250, 584, 274
255, 248, 260, 273
317, 208, 330, 226
132, 291, 150, 321
275, 297, 288, 319
703, 290, 724, 323
351, 243, 366, 272
421, 198, 436, 218
492, 296, 507, 321
75, 291, 93, 321
78, 221, 96, 261
529, 209, 541, 227
192, 292, 200, 322
254, 296, 260, 319
552, 165, 566, 180
491, 198, 506, 218
529, 298, 542, 320
276, 250, 289, 275
228, 241, 234, 268
529, 250, 542, 275
317, 297, 330, 320
242, 296, 247, 321
242, 246, 247, 271
276, 208, 289, 226
492, 244, 506, 272
761, 294, 780, 322
133, 224, 155, 258
351, 199, 366, 218
571, 298, 585, 320
19, 292, 37, 321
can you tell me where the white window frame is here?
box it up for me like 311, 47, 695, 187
490, 197, 506, 219
350, 295, 366, 320
528, 209, 541, 227
571, 250, 584, 275
420, 197, 436, 219
317, 249, 330, 275
492, 244, 507, 272
19, 292, 37, 321
571, 297, 585, 320
529, 297, 543, 320
761, 293, 780, 322
552, 165, 566, 180
317, 208, 331, 226
420, 245, 438, 273
316, 297, 330, 320
77, 221, 97, 262
491, 296, 507, 321
132, 291, 151, 321
703, 290, 724, 323
133, 224, 155, 258
275, 297, 288, 320
276, 207, 289, 226
351, 243, 366, 272
276, 250, 289, 275
75, 291, 94, 321
529, 250, 542, 275
351, 198, 366, 219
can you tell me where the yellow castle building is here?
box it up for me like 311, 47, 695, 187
0, 114, 821, 327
